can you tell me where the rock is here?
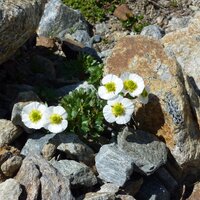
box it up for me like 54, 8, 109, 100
55, 83, 81, 97
84, 192, 115, 200
36, 36, 57, 49
14, 91, 41, 103
0, 178, 22, 200
72, 30, 91, 47
37, 0, 89, 42
54, 133, 95, 166
155, 167, 179, 194
98, 183, 119, 194
187, 182, 200, 200
116, 195, 136, 200
30, 55, 56, 80
50, 159, 97, 187
0, 120, 23, 147
0, 0, 47, 65
95, 22, 109, 36
21, 132, 56, 156
0, 146, 20, 182
95, 143, 135, 187
118, 127, 168, 175
11, 101, 34, 133
105, 35, 200, 168
1, 155, 23, 177
15, 154, 74, 200
135, 176, 170, 200
42, 143, 57, 160
113, 4, 133, 21
165, 16, 191, 33
140, 25, 165, 39
123, 177, 144, 196
162, 12, 200, 128
6, 84, 34, 100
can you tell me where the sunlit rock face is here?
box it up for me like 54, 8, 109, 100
0, 0, 47, 65
105, 35, 200, 169
162, 12, 200, 128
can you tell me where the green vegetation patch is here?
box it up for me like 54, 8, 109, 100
62, 0, 125, 23
61, 88, 105, 140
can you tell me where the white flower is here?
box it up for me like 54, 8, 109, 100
44, 106, 68, 133
21, 102, 48, 129
138, 86, 150, 104
120, 72, 145, 97
98, 74, 123, 100
103, 95, 134, 125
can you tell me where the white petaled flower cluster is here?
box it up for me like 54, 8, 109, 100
21, 102, 68, 133
98, 73, 150, 125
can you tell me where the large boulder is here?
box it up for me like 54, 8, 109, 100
105, 35, 200, 170
0, 0, 47, 65
162, 12, 200, 128
37, 0, 90, 46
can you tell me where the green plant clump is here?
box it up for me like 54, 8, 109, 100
62, 0, 124, 23
61, 88, 105, 140
82, 54, 104, 88
122, 15, 149, 33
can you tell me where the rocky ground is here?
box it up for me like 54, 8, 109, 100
0, 0, 200, 199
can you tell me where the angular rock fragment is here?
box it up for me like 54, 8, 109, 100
15, 154, 74, 200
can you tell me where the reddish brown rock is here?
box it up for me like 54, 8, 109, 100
113, 4, 133, 21
105, 35, 200, 169
36, 36, 57, 50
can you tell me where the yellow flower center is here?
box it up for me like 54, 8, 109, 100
105, 82, 116, 93
112, 103, 125, 117
141, 88, 148, 97
50, 114, 63, 125
29, 110, 42, 123
124, 80, 137, 92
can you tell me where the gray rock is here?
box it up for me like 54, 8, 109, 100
95, 22, 109, 36
165, 16, 191, 33
0, 178, 22, 200
15, 154, 74, 200
98, 183, 119, 194
116, 195, 136, 200
21, 132, 56, 156
37, 0, 89, 41
55, 83, 81, 97
55, 133, 94, 165
0, 0, 47, 65
135, 176, 170, 200
50, 159, 97, 187
95, 143, 135, 187
140, 25, 164, 39
14, 91, 41, 103
1, 155, 23, 177
72, 30, 91, 47
117, 127, 168, 175
84, 192, 115, 200
0, 119, 23, 147
11, 101, 34, 133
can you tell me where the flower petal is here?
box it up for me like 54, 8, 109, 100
103, 105, 116, 123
